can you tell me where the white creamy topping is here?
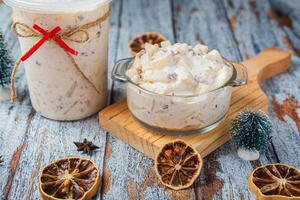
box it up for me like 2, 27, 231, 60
127, 41, 233, 95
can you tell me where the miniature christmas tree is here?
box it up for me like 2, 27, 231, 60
0, 31, 13, 87
0, 155, 3, 166
230, 109, 273, 160
0, 30, 13, 100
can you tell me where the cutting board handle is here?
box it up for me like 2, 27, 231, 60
99, 47, 292, 159
242, 47, 291, 83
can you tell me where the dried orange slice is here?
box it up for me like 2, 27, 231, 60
39, 157, 100, 200
155, 140, 202, 190
128, 32, 167, 56
248, 163, 300, 200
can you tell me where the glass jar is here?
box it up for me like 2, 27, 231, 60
4, 0, 111, 120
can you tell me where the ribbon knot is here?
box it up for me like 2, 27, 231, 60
13, 23, 92, 61
20, 25, 79, 61
10, 6, 112, 102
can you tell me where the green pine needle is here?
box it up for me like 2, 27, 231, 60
0, 31, 14, 87
230, 109, 273, 151
0, 155, 3, 166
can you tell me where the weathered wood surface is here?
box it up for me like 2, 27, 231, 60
0, 0, 299, 199
99, 48, 291, 161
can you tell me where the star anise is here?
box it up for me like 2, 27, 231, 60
0, 155, 3, 166
74, 138, 99, 154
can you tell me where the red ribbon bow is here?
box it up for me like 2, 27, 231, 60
21, 24, 78, 61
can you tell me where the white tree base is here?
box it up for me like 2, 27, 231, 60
0, 87, 10, 101
237, 148, 260, 161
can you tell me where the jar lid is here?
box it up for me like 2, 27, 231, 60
4, 0, 111, 13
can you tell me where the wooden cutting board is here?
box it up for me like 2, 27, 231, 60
99, 48, 291, 159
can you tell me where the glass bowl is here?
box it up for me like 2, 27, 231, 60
112, 57, 247, 135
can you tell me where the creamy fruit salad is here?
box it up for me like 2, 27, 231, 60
126, 41, 234, 132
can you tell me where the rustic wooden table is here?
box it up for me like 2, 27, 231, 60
0, 0, 300, 199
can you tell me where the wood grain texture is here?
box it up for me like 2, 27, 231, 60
222, 0, 300, 168
0, 5, 34, 199
172, 1, 282, 199
102, 0, 196, 199
0, 3, 109, 200
99, 48, 291, 159
6, 115, 108, 199
0, 0, 299, 199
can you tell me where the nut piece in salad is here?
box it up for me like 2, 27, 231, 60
126, 41, 234, 132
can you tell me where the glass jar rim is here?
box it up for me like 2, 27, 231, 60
4, 0, 111, 13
